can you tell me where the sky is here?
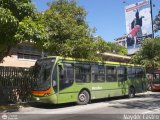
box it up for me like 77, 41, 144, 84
32, 0, 160, 42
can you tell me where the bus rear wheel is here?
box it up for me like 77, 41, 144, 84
77, 90, 90, 105
128, 87, 135, 98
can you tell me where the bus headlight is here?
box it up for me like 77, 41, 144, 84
36, 97, 40, 101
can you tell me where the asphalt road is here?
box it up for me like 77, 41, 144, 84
1, 92, 160, 120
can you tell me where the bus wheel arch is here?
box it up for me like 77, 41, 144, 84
128, 86, 135, 98
77, 88, 91, 105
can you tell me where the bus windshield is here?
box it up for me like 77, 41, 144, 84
33, 58, 55, 90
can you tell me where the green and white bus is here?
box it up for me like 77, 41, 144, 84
31, 56, 147, 105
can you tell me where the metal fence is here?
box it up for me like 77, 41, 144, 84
0, 66, 35, 103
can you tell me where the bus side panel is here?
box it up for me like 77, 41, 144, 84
57, 83, 78, 104
127, 78, 144, 93
91, 82, 127, 99
57, 93, 78, 104
57, 83, 92, 104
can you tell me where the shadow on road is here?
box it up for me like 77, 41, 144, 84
109, 99, 160, 110
29, 102, 76, 109
29, 96, 128, 109
109, 92, 160, 111
91, 96, 128, 103
28, 92, 160, 110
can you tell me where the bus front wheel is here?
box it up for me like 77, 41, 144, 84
77, 90, 90, 105
128, 87, 135, 98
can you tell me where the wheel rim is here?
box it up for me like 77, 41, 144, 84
79, 93, 86, 102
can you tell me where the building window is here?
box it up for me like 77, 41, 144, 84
17, 45, 42, 60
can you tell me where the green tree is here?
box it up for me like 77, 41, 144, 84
0, 0, 128, 62
131, 38, 160, 72
107, 42, 127, 55
93, 36, 127, 55
42, 0, 95, 60
0, 0, 47, 61
15, 14, 48, 49
0, 7, 18, 55
94, 36, 110, 53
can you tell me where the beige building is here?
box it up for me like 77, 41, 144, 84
0, 43, 42, 68
115, 35, 128, 48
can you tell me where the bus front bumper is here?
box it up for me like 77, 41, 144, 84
31, 94, 58, 104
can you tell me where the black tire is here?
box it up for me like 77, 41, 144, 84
128, 87, 135, 98
77, 90, 90, 105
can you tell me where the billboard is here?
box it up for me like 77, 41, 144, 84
125, 0, 152, 54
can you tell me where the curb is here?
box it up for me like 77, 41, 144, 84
0, 109, 19, 113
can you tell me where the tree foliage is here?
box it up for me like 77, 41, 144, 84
15, 14, 48, 48
0, 0, 47, 61
131, 37, 160, 71
107, 42, 127, 55
0, 7, 18, 52
42, 0, 127, 60
0, 0, 127, 62
94, 36, 127, 55
0, 0, 34, 21
42, 0, 95, 59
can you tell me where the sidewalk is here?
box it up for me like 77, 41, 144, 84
0, 104, 26, 113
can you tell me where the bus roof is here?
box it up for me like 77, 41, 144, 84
43, 56, 142, 67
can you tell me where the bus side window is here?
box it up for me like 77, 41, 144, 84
59, 63, 74, 91
75, 64, 91, 83
117, 67, 127, 81
92, 65, 105, 82
106, 66, 117, 82
136, 67, 144, 78
127, 67, 136, 78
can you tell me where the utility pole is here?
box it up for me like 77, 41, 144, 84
150, 0, 155, 38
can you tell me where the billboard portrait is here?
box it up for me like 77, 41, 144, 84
125, 0, 152, 54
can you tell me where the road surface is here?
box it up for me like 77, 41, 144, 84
1, 92, 160, 120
